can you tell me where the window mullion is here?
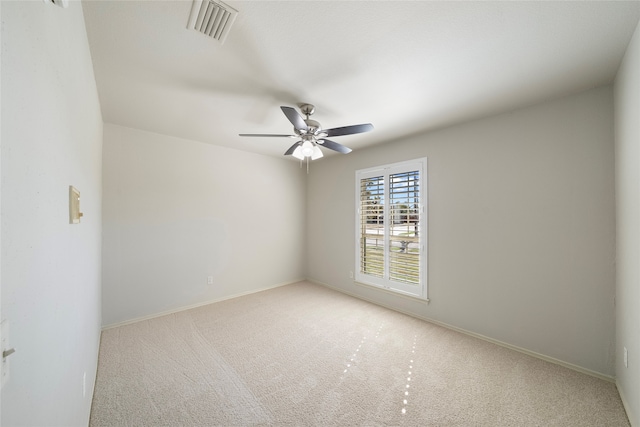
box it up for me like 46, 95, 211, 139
383, 172, 390, 283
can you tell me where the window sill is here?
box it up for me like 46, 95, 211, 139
353, 279, 430, 304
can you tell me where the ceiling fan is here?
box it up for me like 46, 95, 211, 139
239, 104, 374, 161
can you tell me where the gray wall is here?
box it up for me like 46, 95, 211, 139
1, 1, 103, 425
614, 19, 640, 426
101, 124, 307, 326
307, 86, 616, 378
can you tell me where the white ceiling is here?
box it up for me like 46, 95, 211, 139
82, 0, 640, 160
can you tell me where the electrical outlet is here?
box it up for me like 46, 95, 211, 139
624, 347, 628, 368
207, 276, 214, 285
349, 271, 354, 279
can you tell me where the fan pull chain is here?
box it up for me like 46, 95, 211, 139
298, 157, 310, 173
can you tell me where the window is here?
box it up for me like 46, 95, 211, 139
355, 158, 427, 300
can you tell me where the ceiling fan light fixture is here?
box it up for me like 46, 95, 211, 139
301, 141, 314, 157
292, 146, 305, 160
311, 146, 324, 160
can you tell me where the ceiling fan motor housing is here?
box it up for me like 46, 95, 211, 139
297, 119, 321, 135
294, 103, 324, 136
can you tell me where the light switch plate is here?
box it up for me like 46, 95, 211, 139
69, 186, 82, 224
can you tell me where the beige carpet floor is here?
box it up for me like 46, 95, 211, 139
90, 281, 629, 426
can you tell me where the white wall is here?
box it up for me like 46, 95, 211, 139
614, 19, 640, 426
0, 3, 3, 424
308, 87, 616, 378
102, 124, 306, 326
1, 1, 103, 425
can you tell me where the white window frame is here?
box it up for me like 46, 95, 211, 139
355, 158, 427, 300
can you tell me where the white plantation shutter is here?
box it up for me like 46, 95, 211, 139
359, 176, 385, 279
389, 170, 421, 285
355, 159, 427, 300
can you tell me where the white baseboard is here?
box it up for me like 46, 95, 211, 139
616, 380, 636, 427
101, 279, 304, 330
309, 278, 616, 383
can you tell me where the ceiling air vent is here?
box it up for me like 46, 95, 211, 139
187, 0, 238, 44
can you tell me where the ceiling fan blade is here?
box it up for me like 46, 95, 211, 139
322, 123, 373, 136
323, 123, 373, 137
317, 138, 352, 154
239, 133, 295, 137
281, 106, 308, 131
284, 141, 302, 156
